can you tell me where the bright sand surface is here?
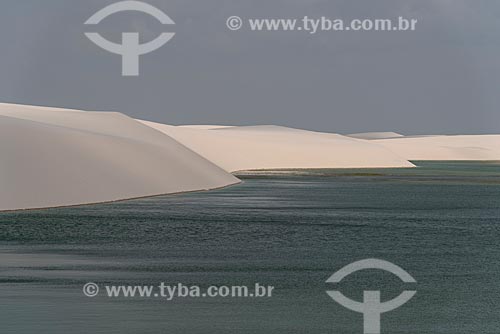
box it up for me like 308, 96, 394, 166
0, 104, 239, 211
374, 135, 500, 160
139, 121, 415, 172
178, 125, 235, 130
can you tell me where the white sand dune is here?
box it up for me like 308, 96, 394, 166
347, 132, 404, 140
178, 125, 235, 130
0, 104, 238, 211
374, 135, 500, 161
4, 102, 498, 211
139, 121, 415, 172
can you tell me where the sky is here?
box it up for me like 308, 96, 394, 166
0, 0, 499, 134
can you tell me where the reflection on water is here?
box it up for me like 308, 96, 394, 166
0, 162, 499, 333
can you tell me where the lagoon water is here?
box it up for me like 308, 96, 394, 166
0, 162, 499, 333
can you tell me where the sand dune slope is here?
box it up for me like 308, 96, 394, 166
0, 105, 238, 211
374, 135, 500, 160
139, 121, 415, 172
0, 103, 182, 146
179, 125, 234, 130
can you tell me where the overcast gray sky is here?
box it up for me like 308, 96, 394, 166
1, 0, 499, 134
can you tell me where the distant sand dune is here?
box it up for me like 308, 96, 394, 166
139, 121, 415, 172
347, 132, 404, 140
374, 135, 500, 160
178, 125, 235, 130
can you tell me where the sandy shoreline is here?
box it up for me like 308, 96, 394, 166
0, 181, 242, 214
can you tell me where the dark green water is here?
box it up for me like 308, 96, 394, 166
0, 161, 499, 333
